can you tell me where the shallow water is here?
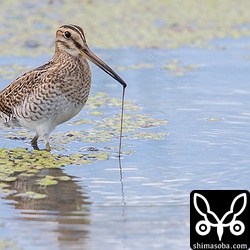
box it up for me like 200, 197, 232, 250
0, 38, 250, 249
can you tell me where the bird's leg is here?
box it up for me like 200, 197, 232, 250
31, 135, 39, 150
43, 134, 51, 152
45, 142, 51, 152
31, 134, 51, 151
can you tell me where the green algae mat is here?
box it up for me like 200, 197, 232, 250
0, 0, 250, 56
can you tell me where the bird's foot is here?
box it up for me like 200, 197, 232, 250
31, 135, 51, 151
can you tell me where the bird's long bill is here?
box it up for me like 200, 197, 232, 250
81, 46, 127, 88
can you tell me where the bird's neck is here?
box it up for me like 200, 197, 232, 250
52, 49, 88, 68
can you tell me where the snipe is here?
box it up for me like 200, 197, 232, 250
0, 24, 127, 150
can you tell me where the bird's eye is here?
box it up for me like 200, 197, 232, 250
64, 31, 71, 38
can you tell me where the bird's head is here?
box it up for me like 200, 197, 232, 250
55, 24, 127, 88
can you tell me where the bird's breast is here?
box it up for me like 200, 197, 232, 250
58, 57, 92, 105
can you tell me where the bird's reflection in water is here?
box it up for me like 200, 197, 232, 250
3, 168, 91, 247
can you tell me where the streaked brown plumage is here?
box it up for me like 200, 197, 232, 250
0, 24, 127, 150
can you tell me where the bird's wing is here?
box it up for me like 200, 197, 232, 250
0, 61, 53, 121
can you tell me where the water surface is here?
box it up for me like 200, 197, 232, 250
1, 38, 250, 249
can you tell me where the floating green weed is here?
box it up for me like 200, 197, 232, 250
0, 146, 116, 196
0, 148, 91, 185
88, 111, 104, 116
14, 191, 47, 199
0, 239, 20, 250
207, 117, 224, 122
132, 132, 169, 140
37, 175, 58, 187
0, 1, 250, 55
53, 112, 168, 145
116, 63, 154, 71
84, 92, 141, 111
37, 175, 71, 187
164, 59, 199, 76
87, 152, 110, 161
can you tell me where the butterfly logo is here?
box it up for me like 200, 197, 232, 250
193, 192, 247, 241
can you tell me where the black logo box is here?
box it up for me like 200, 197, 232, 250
190, 190, 250, 249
